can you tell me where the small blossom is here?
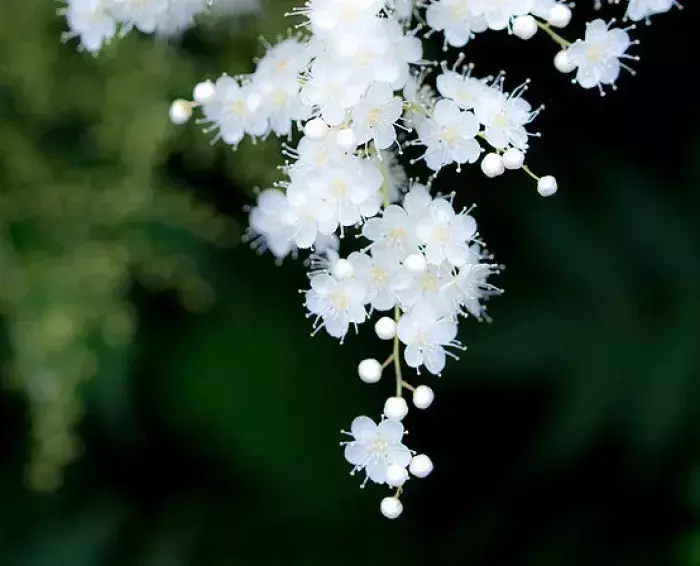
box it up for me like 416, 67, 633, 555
342, 416, 412, 485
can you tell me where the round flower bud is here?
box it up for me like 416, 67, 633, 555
375, 317, 397, 340
332, 258, 354, 280
385, 464, 409, 487
336, 128, 357, 150
358, 359, 382, 384
304, 118, 328, 141
481, 153, 505, 178
384, 396, 409, 420
547, 4, 572, 28
409, 454, 434, 478
380, 496, 403, 519
512, 15, 537, 40
404, 253, 426, 274
169, 99, 192, 125
412, 385, 435, 409
537, 175, 558, 197
554, 50, 576, 73
193, 80, 216, 105
502, 148, 525, 170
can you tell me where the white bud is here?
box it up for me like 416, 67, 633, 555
409, 454, 434, 478
332, 258, 354, 280
547, 4, 572, 28
404, 253, 426, 274
336, 128, 357, 150
554, 50, 576, 73
385, 464, 409, 487
380, 496, 403, 519
481, 153, 505, 178
502, 148, 525, 170
304, 118, 328, 141
358, 358, 382, 383
384, 396, 409, 420
375, 317, 397, 340
512, 15, 538, 40
193, 80, 216, 105
412, 385, 435, 409
169, 99, 192, 125
537, 175, 558, 197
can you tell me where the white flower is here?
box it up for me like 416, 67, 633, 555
425, 0, 488, 48
201, 75, 269, 146
397, 301, 462, 375
416, 99, 481, 171
305, 273, 367, 340
625, 0, 677, 22
305, 0, 384, 35
255, 38, 312, 79
436, 70, 490, 112
351, 83, 403, 150
62, 0, 117, 52
246, 189, 297, 261
473, 82, 536, 151
301, 59, 368, 126
348, 250, 406, 311
478, 0, 533, 31
281, 180, 337, 248
415, 198, 477, 266
565, 19, 634, 91
110, 0, 169, 34
362, 203, 422, 256
307, 155, 383, 227
342, 416, 412, 485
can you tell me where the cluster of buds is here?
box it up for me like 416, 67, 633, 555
61, 0, 680, 517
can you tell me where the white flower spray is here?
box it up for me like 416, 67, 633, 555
60, 0, 681, 518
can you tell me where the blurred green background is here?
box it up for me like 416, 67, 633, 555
0, 1, 698, 564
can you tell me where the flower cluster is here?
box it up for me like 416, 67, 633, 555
62, 0, 681, 518
60, 0, 258, 53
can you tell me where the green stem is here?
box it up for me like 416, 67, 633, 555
393, 305, 402, 397
536, 21, 571, 49
522, 164, 540, 181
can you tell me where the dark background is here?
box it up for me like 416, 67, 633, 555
1, 1, 698, 564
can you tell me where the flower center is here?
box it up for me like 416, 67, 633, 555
332, 292, 349, 310
370, 266, 388, 286
330, 179, 348, 197
372, 439, 388, 452
228, 100, 246, 117
587, 46, 602, 61
366, 107, 382, 126
388, 226, 405, 243
433, 224, 450, 243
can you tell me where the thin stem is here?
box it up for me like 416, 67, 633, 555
401, 380, 415, 392
381, 354, 394, 369
381, 176, 390, 209
536, 21, 571, 49
393, 305, 402, 397
522, 164, 540, 181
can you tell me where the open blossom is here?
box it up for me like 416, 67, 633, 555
624, 0, 677, 21
565, 19, 634, 90
415, 198, 477, 267
305, 274, 367, 340
351, 83, 403, 150
416, 99, 481, 171
397, 300, 462, 375
342, 416, 412, 485
200, 75, 269, 146
425, 0, 488, 47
